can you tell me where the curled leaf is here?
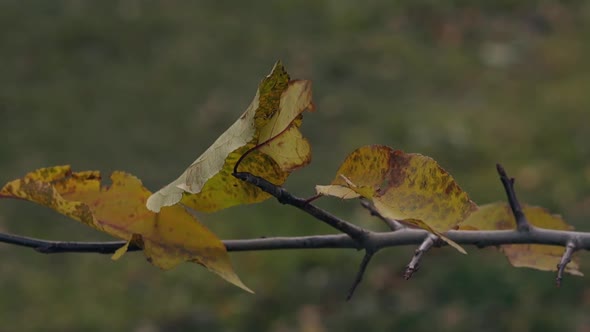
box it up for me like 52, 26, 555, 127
147, 61, 314, 213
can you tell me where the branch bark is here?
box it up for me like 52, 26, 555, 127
497, 164, 531, 232
233, 171, 368, 245
2, 227, 590, 254
404, 234, 436, 280
556, 242, 577, 287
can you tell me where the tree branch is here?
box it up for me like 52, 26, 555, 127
2, 227, 590, 254
0, 232, 138, 253
404, 234, 436, 280
556, 241, 576, 287
497, 164, 530, 231
233, 171, 368, 245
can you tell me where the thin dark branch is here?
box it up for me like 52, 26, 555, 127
0, 232, 140, 253
497, 164, 530, 232
3, 228, 590, 254
1, 228, 589, 297
0, 232, 357, 254
404, 234, 436, 280
0, 233, 141, 254
556, 241, 576, 287
346, 251, 374, 301
360, 199, 403, 231
233, 171, 368, 244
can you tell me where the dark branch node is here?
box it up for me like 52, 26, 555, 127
473, 242, 487, 249
496, 164, 531, 232
431, 237, 446, 248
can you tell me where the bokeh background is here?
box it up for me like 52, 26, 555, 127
1, 1, 590, 331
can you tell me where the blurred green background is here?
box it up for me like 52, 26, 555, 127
1, 1, 590, 331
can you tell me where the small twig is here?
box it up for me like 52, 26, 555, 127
496, 164, 530, 232
346, 251, 374, 301
556, 241, 576, 287
304, 194, 322, 204
233, 171, 368, 244
404, 234, 436, 280
360, 199, 403, 231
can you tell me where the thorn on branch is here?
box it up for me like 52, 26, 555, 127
404, 234, 436, 280
347, 251, 374, 301
496, 164, 530, 232
304, 194, 322, 204
360, 199, 403, 231
556, 242, 576, 287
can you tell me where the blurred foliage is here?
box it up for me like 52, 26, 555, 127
1, 1, 590, 331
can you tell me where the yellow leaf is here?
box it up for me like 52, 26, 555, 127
258, 120, 311, 172
318, 145, 393, 197
180, 148, 286, 212
0, 165, 253, 293
147, 61, 313, 212
461, 203, 583, 276
317, 145, 477, 253
318, 145, 477, 231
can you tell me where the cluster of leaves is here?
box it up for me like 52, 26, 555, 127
0, 62, 582, 292
316, 145, 582, 275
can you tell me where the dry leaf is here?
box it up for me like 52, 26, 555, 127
317, 145, 477, 253
0, 165, 252, 292
148, 61, 313, 212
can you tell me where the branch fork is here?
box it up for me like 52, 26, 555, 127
234, 171, 380, 300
